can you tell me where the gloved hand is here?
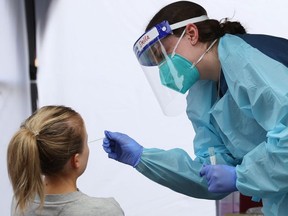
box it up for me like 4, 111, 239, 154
200, 164, 237, 193
102, 130, 143, 167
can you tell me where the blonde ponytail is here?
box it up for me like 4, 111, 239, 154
7, 127, 44, 212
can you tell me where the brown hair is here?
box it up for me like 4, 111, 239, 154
146, 1, 246, 42
7, 105, 85, 212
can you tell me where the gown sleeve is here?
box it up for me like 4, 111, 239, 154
136, 147, 228, 200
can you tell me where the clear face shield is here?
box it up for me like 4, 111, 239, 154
133, 15, 208, 116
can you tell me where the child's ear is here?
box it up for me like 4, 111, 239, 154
71, 153, 80, 169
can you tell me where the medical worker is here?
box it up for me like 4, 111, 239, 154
102, 1, 288, 215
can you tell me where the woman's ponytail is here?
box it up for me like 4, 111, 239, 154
7, 127, 44, 213
219, 19, 246, 36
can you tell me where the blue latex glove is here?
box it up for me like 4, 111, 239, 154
102, 130, 143, 167
200, 164, 237, 193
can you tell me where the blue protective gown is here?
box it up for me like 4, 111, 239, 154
136, 34, 288, 215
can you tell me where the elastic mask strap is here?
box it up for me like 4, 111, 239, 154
171, 29, 186, 57
158, 40, 169, 67
194, 39, 218, 65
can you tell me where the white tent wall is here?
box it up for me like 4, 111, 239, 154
1, 0, 287, 216
0, 0, 31, 216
